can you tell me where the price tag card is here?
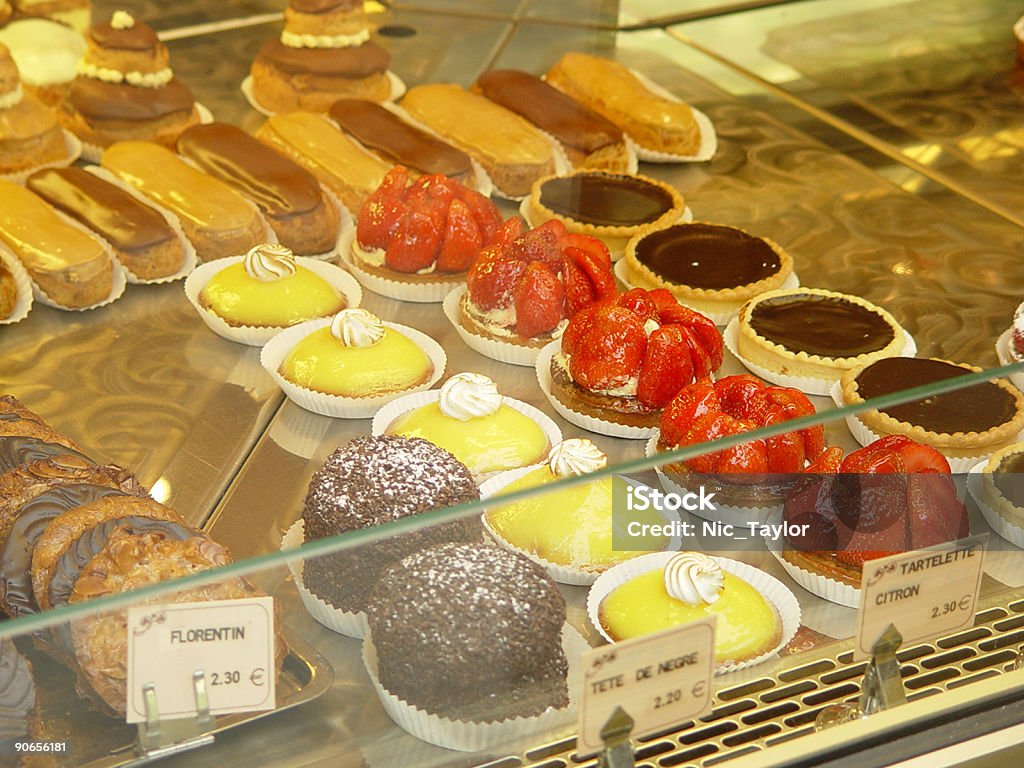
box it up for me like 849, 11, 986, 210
578, 616, 715, 754
125, 597, 276, 724
855, 535, 986, 660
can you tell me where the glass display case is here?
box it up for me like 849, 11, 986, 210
0, 1, 1022, 767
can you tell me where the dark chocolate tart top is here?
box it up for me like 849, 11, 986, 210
635, 223, 783, 290
749, 292, 897, 358
537, 172, 676, 228
854, 358, 1019, 435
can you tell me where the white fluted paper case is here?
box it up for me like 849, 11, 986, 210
184, 255, 363, 346
362, 625, 586, 752
281, 519, 368, 638
443, 285, 551, 367
535, 340, 656, 439
968, 461, 1024, 550
587, 552, 801, 675
261, 318, 446, 419
0, 246, 33, 325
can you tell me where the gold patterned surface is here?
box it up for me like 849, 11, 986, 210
675, 0, 1024, 225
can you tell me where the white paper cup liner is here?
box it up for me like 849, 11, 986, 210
968, 460, 1024, 549
535, 340, 656, 439
362, 626, 584, 752
370, 387, 562, 482
0, 246, 33, 325
184, 256, 362, 346
442, 285, 546, 367
25, 208, 127, 311
996, 328, 1024, 393
627, 69, 717, 163
644, 432, 782, 525
522, 199, 693, 262
338, 226, 465, 303
827, 381, 1014, 473
0, 129, 81, 184
261, 318, 446, 418
725, 318, 917, 397
78, 103, 213, 164
765, 544, 861, 609
82, 165, 198, 283
615, 264, 798, 326
375, 102, 496, 197
242, 72, 404, 117
587, 552, 800, 674
281, 519, 367, 637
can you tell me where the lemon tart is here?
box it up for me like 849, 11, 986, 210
279, 308, 432, 397
385, 372, 550, 477
199, 243, 345, 328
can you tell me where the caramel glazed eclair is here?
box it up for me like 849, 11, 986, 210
250, 0, 392, 113
61, 11, 200, 149
177, 122, 341, 256
0, 394, 287, 718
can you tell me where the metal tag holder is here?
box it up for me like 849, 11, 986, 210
597, 706, 636, 768
127, 670, 216, 765
816, 623, 907, 729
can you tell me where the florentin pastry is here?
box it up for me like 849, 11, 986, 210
656, 374, 826, 507
528, 171, 685, 254
0, 42, 67, 173
329, 98, 474, 185
353, 165, 502, 283
199, 243, 347, 329
383, 372, 552, 477
177, 122, 341, 256
473, 69, 630, 172
278, 308, 433, 398
27, 166, 187, 280
546, 52, 701, 157
300, 435, 480, 615
840, 357, 1024, 457
597, 553, 781, 664
366, 541, 569, 722
551, 287, 723, 428
255, 111, 391, 213
461, 218, 616, 348
982, 443, 1024, 530
0, 180, 115, 308
400, 83, 556, 197
485, 439, 668, 576
102, 140, 268, 262
61, 11, 200, 150
737, 287, 906, 380
0, 638, 41, 759
250, 0, 391, 113
0, 396, 80, 453
626, 223, 793, 317
783, 436, 968, 587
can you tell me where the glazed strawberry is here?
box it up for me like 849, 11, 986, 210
870, 435, 951, 474
385, 210, 443, 273
717, 434, 769, 474
488, 217, 527, 249
569, 306, 646, 390
436, 198, 483, 273
840, 443, 905, 474
762, 387, 824, 460
357, 195, 408, 251
637, 326, 694, 409
682, 413, 745, 474
506, 223, 564, 274
404, 174, 456, 231
563, 260, 597, 316
650, 293, 724, 372
560, 300, 607, 357
713, 375, 767, 421
804, 446, 843, 473
679, 326, 714, 380
370, 165, 410, 203
466, 252, 526, 311
568, 247, 617, 300
659, 379, 717, 448
515, 261, 565, 337
617, 288, 660, 325
560, 233, 611, 269
763, 408, 806, 473
455, 185, 502, 244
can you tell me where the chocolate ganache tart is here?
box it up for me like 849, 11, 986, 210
982, 444, 1024, 529
527, 171, 685, 253
625, 223, 792, 316
841, 358, 1024, 457
737, 288, 905, 380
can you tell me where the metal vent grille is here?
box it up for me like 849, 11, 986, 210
481, 589, 1024, 768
